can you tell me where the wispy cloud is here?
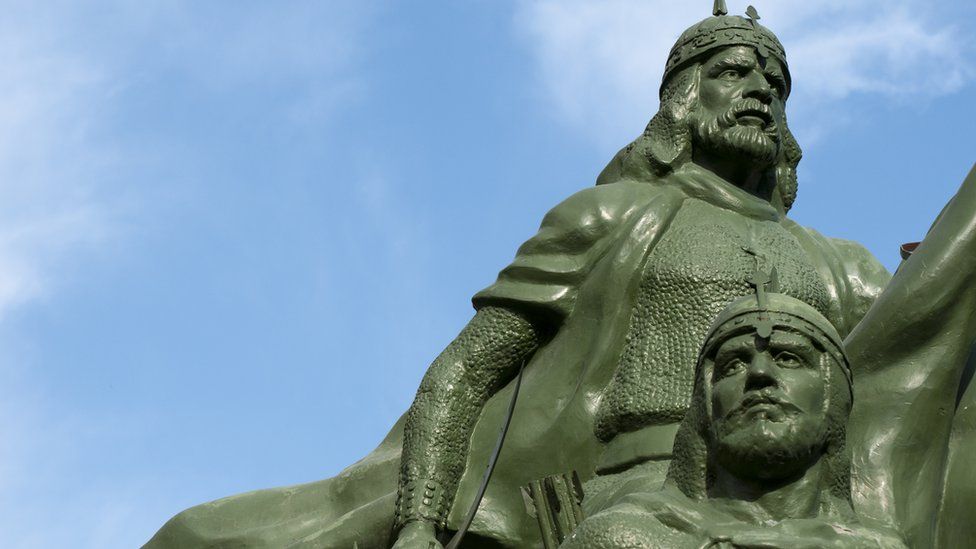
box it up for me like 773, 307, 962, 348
133, 1, 373, 125
0, 2, 376, 547
0, 0, 374, 342
0, 7, 160, 544
788, 9, 968, 99
514, 0, 973, 147
0, 12, 118, 317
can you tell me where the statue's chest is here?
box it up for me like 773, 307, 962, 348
642, 200, 829, 314
592, 199, 832, 439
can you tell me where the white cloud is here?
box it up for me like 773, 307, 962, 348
0, 14, 119, 318
514, 0, 972, 147
514, 1, 699, 140
0, 0, 375, 328
788, 9, 968, 99
0, 23, 129, 542
0, 2, 377, 547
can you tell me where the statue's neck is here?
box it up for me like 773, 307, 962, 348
691, 154, 771, 200
709, 459, 827, 523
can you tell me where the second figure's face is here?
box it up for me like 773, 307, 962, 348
708, 328, 828, 480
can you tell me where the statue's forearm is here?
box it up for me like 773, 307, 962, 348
395, 306, 542, 532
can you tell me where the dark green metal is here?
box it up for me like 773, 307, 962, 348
521, 472, 584, 549
443, 359, 526, 549
143, 4, 974, 548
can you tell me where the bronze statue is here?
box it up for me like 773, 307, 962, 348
391, 6, 886, 548
144, 3, 974, 548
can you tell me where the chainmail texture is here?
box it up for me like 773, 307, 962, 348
397, 305, 541, 530
594, 201, 829, 441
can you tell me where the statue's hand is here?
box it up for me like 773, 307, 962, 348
392, 520, 444, 549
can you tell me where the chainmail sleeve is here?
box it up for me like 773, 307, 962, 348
395, 183, 656, 534
395, 305, 542, 532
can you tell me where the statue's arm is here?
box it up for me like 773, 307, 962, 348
392, 182, 658, 543
847, 164, 976, 541
848, 164, 976, 379
394, 305, 543, 536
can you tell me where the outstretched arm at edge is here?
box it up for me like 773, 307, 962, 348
847, 163, 976, 547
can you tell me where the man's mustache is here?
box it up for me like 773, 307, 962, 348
718, 98, 777, 133
724, 390, 801, 420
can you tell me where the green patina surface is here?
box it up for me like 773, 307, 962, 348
144, 3, 975, 548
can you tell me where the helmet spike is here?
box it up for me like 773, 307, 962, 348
713, 0, 728, 16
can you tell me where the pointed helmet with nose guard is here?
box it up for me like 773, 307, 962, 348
662, 2, 791, 99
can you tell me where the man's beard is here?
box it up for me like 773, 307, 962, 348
692, 98, 781, 170
711, 406, 828, 481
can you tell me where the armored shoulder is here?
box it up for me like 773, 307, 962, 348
824, 236, 890, 308
535, 181, 668, 242
784, 219, 891, 336
473, 181, 682, 326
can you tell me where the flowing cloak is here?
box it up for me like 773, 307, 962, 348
847, 163, 976, 549
145, 167, 888, 548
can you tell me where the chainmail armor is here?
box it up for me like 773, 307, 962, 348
594, 200, 830, 441
396, 306, 541, 532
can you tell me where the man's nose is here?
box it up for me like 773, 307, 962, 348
743, 71, 773, 104
744, 353, 778, 390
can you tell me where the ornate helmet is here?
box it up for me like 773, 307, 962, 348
699, 292, 851, 392
661, 1, 791, 98
595, 1, 802, 214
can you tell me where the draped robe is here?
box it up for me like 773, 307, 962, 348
145, 164, 889, 548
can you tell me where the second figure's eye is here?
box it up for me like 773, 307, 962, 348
717, 358, 746, 378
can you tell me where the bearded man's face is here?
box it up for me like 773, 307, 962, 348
691, 45, 787, 170
708, 329, 829, 481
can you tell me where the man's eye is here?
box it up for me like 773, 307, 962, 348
717, 359, 745, 378
774, 352, 803, 368
718, 69, 742, 80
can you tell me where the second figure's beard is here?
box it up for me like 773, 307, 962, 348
692, 100, 781, 171
711, 410, 828, 482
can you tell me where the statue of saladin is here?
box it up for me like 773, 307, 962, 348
145, 3, 975, 548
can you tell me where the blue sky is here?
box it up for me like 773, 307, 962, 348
0, 1, 972, 547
